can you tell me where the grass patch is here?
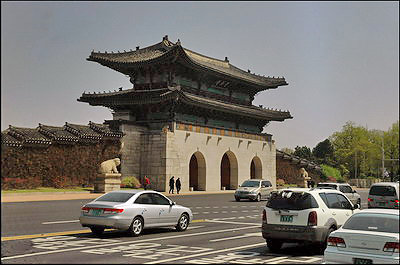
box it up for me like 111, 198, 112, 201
1, 186, 94, 194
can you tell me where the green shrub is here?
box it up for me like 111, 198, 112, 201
321, 164, 344, 183
121, 176, 141, 188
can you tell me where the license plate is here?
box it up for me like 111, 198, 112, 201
91, 209, 103, 216
280, 215, 293, 222
353, 258, 373, 264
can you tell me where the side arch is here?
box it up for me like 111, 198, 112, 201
250, 156, 262, 179
189, 151, 206, 191
220, 150, 238, 190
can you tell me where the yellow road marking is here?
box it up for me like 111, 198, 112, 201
1, 219, 207, 241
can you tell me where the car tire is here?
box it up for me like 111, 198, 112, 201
129, 216, 144, 237
317, 227, 335, 254
235, 197, 240, 202
266, 239, 283, 252
256, 194, 261, 202
90, 226, 105, 236
176, 213, 189, 231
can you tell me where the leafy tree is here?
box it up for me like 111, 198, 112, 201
293, 145, 313, 160
312, 139, 334, 165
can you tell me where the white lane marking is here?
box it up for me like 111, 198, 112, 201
203, 212, 210, 214
42, 220, 80, 225
195, 207, 203, 209
212, 207, 219, 208
231, 211, 238, 213
206, 219, 261, 226
209, 232, 262, 242
193, 212, 199, 214
205, 206, 210, 208
144, 242, 266, 264
221, 211, 228, 213
187, 226, 204, 230
252, 210, 260, 212
242, 210, 249, 212
212, 212, 219, 214
1, 225, 259, 261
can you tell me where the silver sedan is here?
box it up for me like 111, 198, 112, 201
79, 190, 193, 236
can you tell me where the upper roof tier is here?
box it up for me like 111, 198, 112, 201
87, 35, 288, 90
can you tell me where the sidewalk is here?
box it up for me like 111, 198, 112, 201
1, 190, 236, 203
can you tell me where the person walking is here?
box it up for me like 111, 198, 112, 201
144, 176, 151, 190
169, 176, 175, 194
176, 177, 181, 194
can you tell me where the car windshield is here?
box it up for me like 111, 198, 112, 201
96, 192, 136, 202
241, 181, 260, 187
343, 213, 399, 233
317, 184, 337, 189
369, 186, 397, 196
266, 191, 319, 210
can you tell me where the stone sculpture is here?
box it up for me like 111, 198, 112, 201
98, 158, 121, 174
300, 167, 310, 188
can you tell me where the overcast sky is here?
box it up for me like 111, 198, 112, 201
1, 1, 398, 150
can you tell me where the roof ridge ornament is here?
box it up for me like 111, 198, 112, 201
176, 39, 181, 45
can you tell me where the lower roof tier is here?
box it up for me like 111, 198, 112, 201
78, 86, 293, 125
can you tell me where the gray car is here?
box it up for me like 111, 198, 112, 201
234, 179, 273, 202
368, 182, 399, 209
79, 190, 193, 236
317, 182, 361, 206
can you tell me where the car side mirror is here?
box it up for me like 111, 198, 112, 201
353, 203, 360, 210
238, 185, 241, 187
352, 190, 357, 193
170, 201, 176, 206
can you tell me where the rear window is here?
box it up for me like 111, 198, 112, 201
266, 191, 319, 210
317, 183, 337, 189
343, 213, 399, 233
369, 186, 397, 196
96, 192, 135, 202
241, 180, 260, 188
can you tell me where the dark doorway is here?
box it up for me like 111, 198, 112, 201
189, 154, 198, 190
251, 160, 256, 179
221, 153, 230, 189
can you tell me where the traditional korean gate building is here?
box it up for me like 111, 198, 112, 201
78, 35, 292, 192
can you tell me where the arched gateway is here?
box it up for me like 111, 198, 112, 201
251, 156, 262, 179
220, 151, 238, 190
189, 152, 206, 191
78, 35, 292, 192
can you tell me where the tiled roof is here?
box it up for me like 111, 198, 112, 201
64, 122, 102, 142
87, 35, 287, 89
2, 122, 123, 148
89, 121, 124, 138
1, 132, 22, 147
78, 86, 292, 122
38, 123, 79, 144
6, 126, 52, 146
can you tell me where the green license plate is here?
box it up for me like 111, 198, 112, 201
280, 215, 293, 222
91, 209, 103, 216
353, 258, 373, 264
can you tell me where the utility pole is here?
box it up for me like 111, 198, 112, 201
382, 132, 385, 179
355, 150, 357, 179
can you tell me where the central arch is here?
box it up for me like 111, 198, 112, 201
250, 156, 262, 179
189, 151, 206, 191
220, 151, 238, 190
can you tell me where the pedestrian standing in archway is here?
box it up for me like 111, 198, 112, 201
176, 177, 181, 194
169, 176, 175, 194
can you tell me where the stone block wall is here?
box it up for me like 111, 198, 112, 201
1, 141, 120, 189
276, 158, 323, 186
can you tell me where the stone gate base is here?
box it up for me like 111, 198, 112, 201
94, 173, 122, 193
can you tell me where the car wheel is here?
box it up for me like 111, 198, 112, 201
129, 216, 144, 237
256, 194, 261, 202
266, 239, 283, 252
90, 226, 105, 236
317, 227, 335, 253
235, 197, 240, 202
176, 213, 189, 231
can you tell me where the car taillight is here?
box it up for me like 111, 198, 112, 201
81, 206, 90, 213
103, 208, 124, 214
327, 236, 346, 248
368, 198, 373, 202
383, 242, 399, 253
307, 211, 317, 226
262, 209, 267, 223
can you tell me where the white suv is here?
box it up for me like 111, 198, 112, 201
262, 188, 360, 253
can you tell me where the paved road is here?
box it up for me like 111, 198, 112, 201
1, 190, 369, 264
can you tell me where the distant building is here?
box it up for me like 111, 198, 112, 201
78, 35, 292, 192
